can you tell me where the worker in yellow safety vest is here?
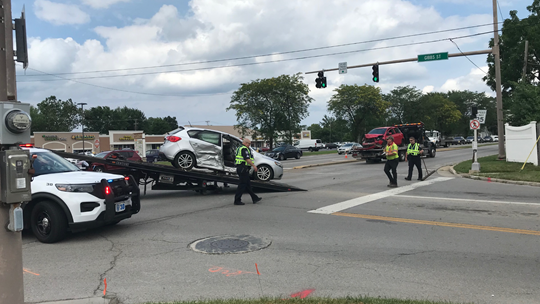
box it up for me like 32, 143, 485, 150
384, 136, 399, 187
234, 138, 262, 205
404, 136, 423, 181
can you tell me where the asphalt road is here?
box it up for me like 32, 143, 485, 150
22, 144, 540, 304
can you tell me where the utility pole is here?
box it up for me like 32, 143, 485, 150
77, 103, 87, 153
0, 0, 25, 303
492, 0, 505, 159
522, 40, 529, 81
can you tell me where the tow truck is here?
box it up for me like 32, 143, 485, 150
52, 151, 306, 195
352, 122, 436, 163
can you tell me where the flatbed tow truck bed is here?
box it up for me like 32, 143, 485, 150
53, 151, 306, 194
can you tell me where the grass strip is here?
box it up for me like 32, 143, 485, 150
454, 154, 540, 183
144, 297, 470, 304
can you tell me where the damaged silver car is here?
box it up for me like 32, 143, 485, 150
160, 127, 283, 181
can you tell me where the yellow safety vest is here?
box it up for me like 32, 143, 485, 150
235, 146, 253, 165
385, 143, 399, 160
407, 143, 420, 156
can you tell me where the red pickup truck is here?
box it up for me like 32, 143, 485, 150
362, 126, 405, 147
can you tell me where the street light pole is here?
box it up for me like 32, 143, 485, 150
77, 103, 87, 154
492, 0, 505, 159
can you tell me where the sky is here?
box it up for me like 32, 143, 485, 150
11, 0, 535, 128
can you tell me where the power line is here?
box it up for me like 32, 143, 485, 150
449, 39, 488, 74
24, 67, 233, 97
497, 0, 504, 22
17, 22, 502, 78
19, 31, 496, 83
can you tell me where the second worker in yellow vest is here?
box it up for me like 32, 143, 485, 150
405, 136, 423, 181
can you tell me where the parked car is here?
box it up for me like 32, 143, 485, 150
465, 136, 474, 144
324, 143, 338, 149
145, 149, 162, 163
454, 136, 466, 145
337, 143, 362, 154
159, 127, 283, 181
265, 145, 302, 160
492, 135, 499, 142
483, 135, 493, 142
89, 150, 143, 172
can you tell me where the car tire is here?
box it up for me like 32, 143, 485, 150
308, 148, 313, 152
295, 153, 300, 159
255, 164, 274, 181
428, 146, 436, 158
279, 154, 285, 161
30, 201, 68, 243
93, 166, 104, 172
173, 151, 196, 171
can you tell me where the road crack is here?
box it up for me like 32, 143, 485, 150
93, 235, 123, 298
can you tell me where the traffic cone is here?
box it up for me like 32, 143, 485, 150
345, 153, 348, 159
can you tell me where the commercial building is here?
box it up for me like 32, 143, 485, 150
32, 131, 164, 156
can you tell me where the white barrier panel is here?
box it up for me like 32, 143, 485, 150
505, 121, 538, 166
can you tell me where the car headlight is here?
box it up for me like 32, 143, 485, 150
56, 184, 95, 193
274, 161, 283, 168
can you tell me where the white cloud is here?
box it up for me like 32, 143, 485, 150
20, 0, 497, 126
81, 0, 131, 9
34, 0, 90, 25
422, 86, 435, 93
440, 66, 493, 95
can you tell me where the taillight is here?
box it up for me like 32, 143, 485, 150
167, 136, 181, 142
105, 186, 111, 195
124, 177, 129, 180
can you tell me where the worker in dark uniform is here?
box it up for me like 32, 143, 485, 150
234, 138, 262, 205
405, 136, 423, 181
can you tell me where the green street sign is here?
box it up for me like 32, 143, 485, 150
418, 52, 449, 62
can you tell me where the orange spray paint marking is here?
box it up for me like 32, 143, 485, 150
23, 268, 40, 276
255, 263, 260, 275
208, 266, 256, 277
103, 278, 107, 295
291, 289, 315, 299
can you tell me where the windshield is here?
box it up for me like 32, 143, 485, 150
95, 152, 109, 159
368, 128, 386, 135
342, 144, 353, 147
32, 152, 80, 176
272, 147, 285, 152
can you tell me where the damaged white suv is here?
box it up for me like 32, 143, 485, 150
23, 148, 140, 243
160, 127, 284, 181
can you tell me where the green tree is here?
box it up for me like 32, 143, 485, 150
83, 106, 116, 134
228, 73, 312, 148
384, 86, 423, 125
446, 90, 497, 136
327, 84, 389, 142
30, 96, 80, 132
484, 0, 540, 94
506, 82, 540, 126
145, 116, 178, 134
416, 93, 462, 135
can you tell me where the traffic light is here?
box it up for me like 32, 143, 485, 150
471, 106, 478, 118
372, 64, 379, 82
315, 71, 327, 89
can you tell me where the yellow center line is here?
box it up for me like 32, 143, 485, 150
333, 212, 540, 236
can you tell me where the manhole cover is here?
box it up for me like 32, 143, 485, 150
189, 235, 271, 254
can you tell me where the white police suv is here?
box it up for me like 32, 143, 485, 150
23, 148, 140, 243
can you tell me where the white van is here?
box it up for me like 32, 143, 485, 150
294, 139, 324, 151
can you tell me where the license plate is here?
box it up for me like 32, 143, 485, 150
115, 198, 131, 213
115, 203, 125, 212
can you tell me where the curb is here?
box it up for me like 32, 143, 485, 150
30, 296, 119, 304
293, 159, 360, 169
450, 165, 540, 188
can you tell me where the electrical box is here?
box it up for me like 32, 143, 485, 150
0, 102, 31, 145
0, 150, 31, 204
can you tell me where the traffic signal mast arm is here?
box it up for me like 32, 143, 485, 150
304, 49, 492, 74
